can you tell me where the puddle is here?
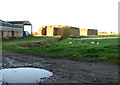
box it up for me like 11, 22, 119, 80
0, 67, 53, 84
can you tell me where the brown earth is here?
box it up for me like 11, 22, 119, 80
16, 38, 61, 48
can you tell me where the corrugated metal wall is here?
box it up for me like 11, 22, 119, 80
0, 20, 23, 39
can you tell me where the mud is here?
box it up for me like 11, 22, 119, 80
1, 50, 119, 83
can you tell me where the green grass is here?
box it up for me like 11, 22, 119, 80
2, 36, 35, 42
2, 36, 60, 42
70, 34, 118, 38
2, 35, 120, 64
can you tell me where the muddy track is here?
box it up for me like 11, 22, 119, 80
1, 50, 119, 83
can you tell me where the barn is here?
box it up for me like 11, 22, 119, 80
7, 21, 32, 35
38, 25, 80, 36
80, 29, 98, 36
0, 20, 32, 39
38, 25, 98, 36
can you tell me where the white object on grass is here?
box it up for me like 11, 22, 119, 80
69, 41, 72, 44
96, 42, 99, 45
91, 41, 94, 44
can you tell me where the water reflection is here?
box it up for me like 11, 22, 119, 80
0, 67, 52, 83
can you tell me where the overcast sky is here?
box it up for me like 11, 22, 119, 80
0, 0, 119, 33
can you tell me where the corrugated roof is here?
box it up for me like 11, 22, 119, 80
0, 20, 13, 27
7, 21, 31, 25
0, 20, 23, 28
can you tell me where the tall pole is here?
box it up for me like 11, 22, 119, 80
31, 24, 32, 36
23, 24, 24, 37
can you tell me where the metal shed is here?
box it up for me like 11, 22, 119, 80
7, 21, 32, 36
0, 20, 32, 39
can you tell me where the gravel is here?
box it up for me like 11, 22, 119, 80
1, 50, 119, 83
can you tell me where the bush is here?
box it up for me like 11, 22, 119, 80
60, 28, 70, 39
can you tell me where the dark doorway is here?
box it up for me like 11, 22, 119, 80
12, 31, 14, 38
42, 28, 46, 35
2, 31, 4, 39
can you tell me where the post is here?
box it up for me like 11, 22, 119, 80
23, 25, 24, 37
31, 24, 32, 36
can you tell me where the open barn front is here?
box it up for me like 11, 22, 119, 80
7, 21, 32, 37
24, 25, 32, 35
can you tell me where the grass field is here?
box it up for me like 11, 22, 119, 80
2, 35, 120, 64
2, 36, 59, 42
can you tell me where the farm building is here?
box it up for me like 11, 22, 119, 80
98, 32, 108, 35
38, 25, 98, 36
7, 21, 32, 35
31, 32, 38, 36
80, 29, 98, 36
38, 25, 80, 36
0, 20, 32, 39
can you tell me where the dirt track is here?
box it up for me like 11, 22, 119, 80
1, 50, 119, 83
